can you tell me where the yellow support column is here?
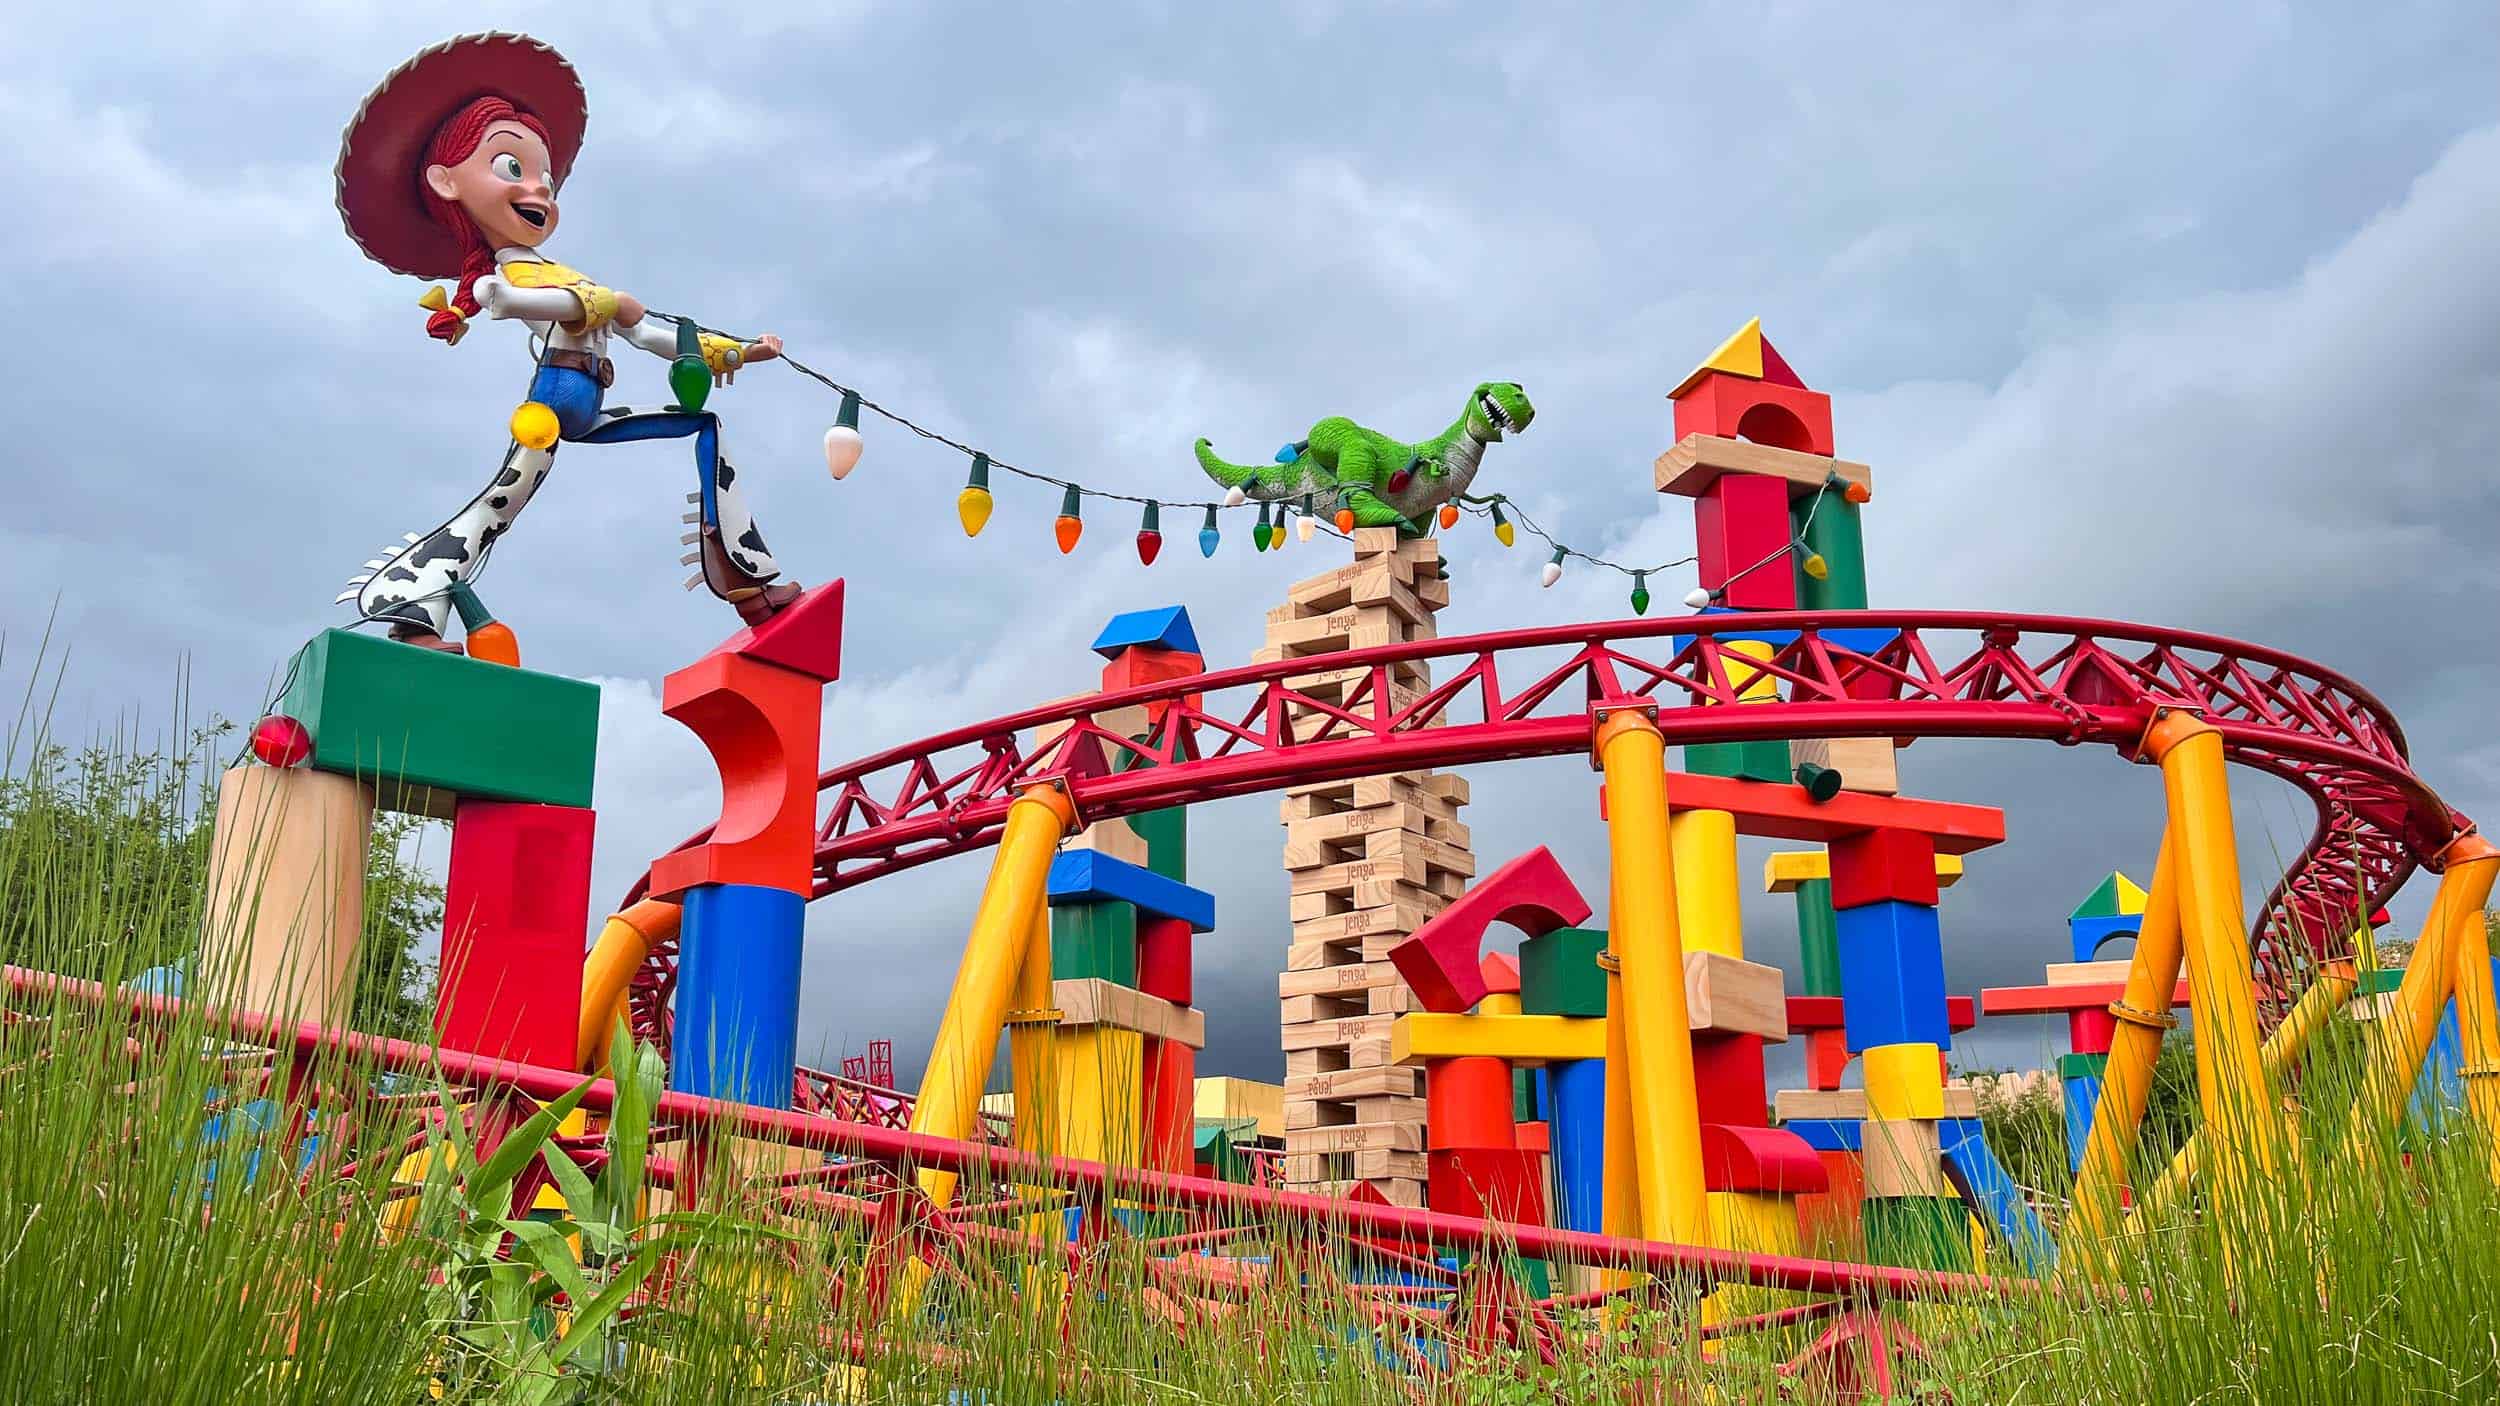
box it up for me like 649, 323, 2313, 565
2139, 710, 2277, 1231
2348, 838, 2500, 1154
578, 899, 681, 1073
1008, 901, 1056, 1154
1594, 709, 1709, 1248
2066, 838, 2183, 1244
2436, 837, 2500, 1182
911, 783, 1076, 1206
1599, 941, 1642, 1294
1669, 809, 1743, 959
2137, 954, 2359, 1220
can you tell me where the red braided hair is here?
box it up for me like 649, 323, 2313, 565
420, 96, 551, 343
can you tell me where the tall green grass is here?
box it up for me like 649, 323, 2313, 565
1, 663, 2496, 1402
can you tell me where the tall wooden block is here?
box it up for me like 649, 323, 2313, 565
1052, 900, 1138, 984
1136, 913, 1193, 1005
1425, 1055, 1518, 1152
670, 882, 804, 1107
1693, 1032, 1769, 1128
438, 799, 594, 1069
1833, 900, 1952, 1051
198, 765, 372, 1026
1860, 1118, 1947, 1198
1694, 473, 1797, 609
1141, 1036, 1195, 1173
274, 628, 598, 814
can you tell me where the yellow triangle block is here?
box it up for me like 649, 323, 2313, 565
1670, 316, 1765, 398
2114, 871, 2149, 915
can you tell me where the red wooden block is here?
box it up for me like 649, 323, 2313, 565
1829, 827, 1939, 909
1136, 914, 1193, 1005
1141, 1036, 1196, 1174
1693, 1031, 1768, 1127
712, 579, 844, 682
1427, 1055, 1518, 1152
2068, 1007, 2117, 1055
1700, 1123, 1830, 1195
1796, 1149, 1866, 1255
1099, 649, 1205, 724
1480, 950, 1521, 998
1806, 1028, 1852, 1091
1695, 473, 1796, 609
1387, 847, 1591, 1014
1758, 335, 1807, 390
1672, 371, 1835, 457
1428, 1147, 1549, 1226
438, 800, 595, 1069
647, 650, 824, 900
1517, 1120, 1550, 1155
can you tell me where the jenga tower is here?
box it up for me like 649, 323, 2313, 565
1264, 528, 1475, 1207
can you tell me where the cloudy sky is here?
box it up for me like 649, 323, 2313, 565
5, 4, 2496, 1086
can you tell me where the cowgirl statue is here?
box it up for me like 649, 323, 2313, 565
334, 33, 801, 651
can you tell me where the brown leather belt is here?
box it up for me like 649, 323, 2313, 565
543, 348, 615, 388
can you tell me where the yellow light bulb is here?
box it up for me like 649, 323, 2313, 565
956, 485, 993, 537
1494, 520, 1515, 547
1803, 552, 1829, 581
509, 401, 560, 451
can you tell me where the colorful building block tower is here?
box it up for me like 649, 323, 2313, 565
1014, 608, 1215, 1182
1268, 529, 1474, 1207
643, 585, 846, 1107
208, 626, 601, 1072
1658, 323, 2006, 1270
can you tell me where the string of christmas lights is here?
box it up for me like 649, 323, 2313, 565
658, 312, 1857, 614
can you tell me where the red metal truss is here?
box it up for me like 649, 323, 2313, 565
625, 612, 2472, 1070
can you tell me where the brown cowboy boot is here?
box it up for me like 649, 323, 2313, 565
696, 524, 803, 625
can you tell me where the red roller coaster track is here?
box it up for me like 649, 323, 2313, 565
627, 611, 2474, 1073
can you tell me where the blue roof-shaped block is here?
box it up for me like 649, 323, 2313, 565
1049, 848, 1215, 930
2069, 912, 2143, 963
1092, 606, 1200, 659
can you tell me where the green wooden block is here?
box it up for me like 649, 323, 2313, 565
1793, 490, 1869, 610
2358, 967, 2405, 997
1129, 804, 1187, 881
1862, 1195, 1972, 1271
1513, 1064, 1535, 1122
1520, 926, 1609, 1017
1684, 739, 1792, 784
1795, 878, 1842, 997
275, 628, 598, 816
2057, 1051, 2111, 1079
1051, 899, 1137, 984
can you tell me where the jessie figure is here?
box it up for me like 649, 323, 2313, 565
335, 33, 800, 649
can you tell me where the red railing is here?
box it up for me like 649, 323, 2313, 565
626, 612, 2470, 1063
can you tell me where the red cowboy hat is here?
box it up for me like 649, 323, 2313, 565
336, 32, 589, 278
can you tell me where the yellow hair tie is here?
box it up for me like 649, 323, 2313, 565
416, 286, 469, 321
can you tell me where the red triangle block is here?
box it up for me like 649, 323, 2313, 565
1758, 335, 1807, 390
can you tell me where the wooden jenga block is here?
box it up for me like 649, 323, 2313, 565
1279, 961, 1407, 999
1279, 991, 1371, 1024
1285, 1065, 1421, 1101
1285, 1121, 1426, 1156
1286, 1093, 1426, 1131
1791, 737, 1899, 795
1279, 1014, 1396, 1052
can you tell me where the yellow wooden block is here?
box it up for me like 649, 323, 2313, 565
1029, 1026, 1144, 1167
1193, 1075, 1285, 1138
1670, 808, 1745, 959
1862, 1042, 1945, 1121
1707, 1188, 1801, 1256
1670, 316, 1766, 398
1763, 850, 1965, 895
1389, 1012, 1606, 1066
1685, 951, 1788, 1041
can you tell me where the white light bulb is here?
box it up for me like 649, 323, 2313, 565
823, 425, 864, 480
1297, 515, 1316, 543
1683, 587, 1712, 609
1224, 485, 1248, 509
1540, 561, 1563, 589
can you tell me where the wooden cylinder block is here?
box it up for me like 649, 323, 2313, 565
1426, 1055, 1518, 1151
198, 765, 372, 1026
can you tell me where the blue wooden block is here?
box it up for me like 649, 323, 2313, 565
2061, 1073, 2102, 1173
1091, 605, 1200, 658
2068, 913, 2142, 963
1673, 605, 1899, 657
671, 883, 804, 1108
1048, 849, 1214, 931
1833, 899, 1951, 1051
1939, 1118, 2057, 1271
1546, 1058, 1606, 1236
1779, 1117, 1861, 1152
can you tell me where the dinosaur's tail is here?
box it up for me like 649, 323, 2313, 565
1194, 438, 1294, 501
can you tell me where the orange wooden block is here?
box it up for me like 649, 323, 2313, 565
647, 650, 825, 899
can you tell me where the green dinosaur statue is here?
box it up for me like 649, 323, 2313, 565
1193, 381, 1534, 534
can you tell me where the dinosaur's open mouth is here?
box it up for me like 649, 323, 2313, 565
1479, 393, 1520, 433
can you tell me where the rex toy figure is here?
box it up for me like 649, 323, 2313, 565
332, 32, 802, 652
1193, 382, 1535, 535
